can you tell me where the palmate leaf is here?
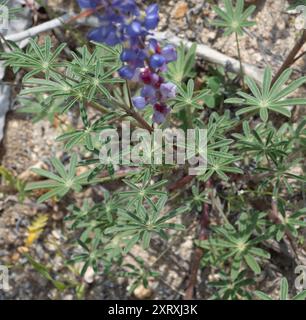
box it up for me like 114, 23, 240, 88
198, 219, 270, 280
56, 104, 115, 150
25, 154, 90, 203
17, 95, 64, 123
226, 68, 306, 122
1, 36, 66, 80
255, 159, 306, 196
212, 0, 256, 36
236, 126, 289, 163
188, 184, 210, 212
119, 257, 159, 293
119, 173, 168, 211
172, 79, 209, 112
208, 271, 254, 300
199, 155, 243, 182
65, 195, 116, 244
5, 40, 120, 114
68, 43, 121, 76
271, 207, 306, 241
20, 75, 83, 113
105, 195, 187, 250
68, 238, 105, 276
78, 61, 123, 101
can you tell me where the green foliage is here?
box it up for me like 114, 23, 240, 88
2, 38, 123, 114
197, 213, 271, 280
188, 184, 210, 212
166, 43, 197, 83
255, 278, 306, 300
287, 0, 306, 10
2, 13, 306, 300
0, 166, 27, 202
106, 195, 186, 250
2, 37, 66, 79
25, 254, 67, 291
226, 68, 306, 121
209, 271, 254, 300
119, 257, 159, 293
17, 95, 63, 123
233, 121, 290, 163
25, 154, 90, 203
172, 79, 208, 112
56, 106, 114, 150
212, 0, 256, 36
119, 171, 168, 210
273, 206, 306, 241
65, 195, 115, 242
0, 1, 21, 19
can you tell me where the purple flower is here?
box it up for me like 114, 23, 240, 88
112, 0, 139, 14
76, 0, 177, 123
160, 83, 177, 100
118, 66, 135, 79
144, 4, 159, 30
77, 0, 100, 9
147, 39, 159, 55
153, 103, 170, 124
120, 49, 136, 62
141, 85, 157, 104
150, 54, 166, 69
132, 96, 147, 109
127, 21, 143, 37
88, 25, 122, 45
161, 45, 177, 63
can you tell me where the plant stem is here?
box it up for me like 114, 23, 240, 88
90, 101, 112, 114
113, 97, 154, 133
88, 168, 141, 185
168, 175, 194, 192
272, 30, 306, 85
50, 66, 152, 132
185, 106, 194, 129
235, 32, 244, 87
184, 180, 211, 300
125, 81, 134, 110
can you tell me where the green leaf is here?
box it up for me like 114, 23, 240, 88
26, 154, 89, 203
254, 291, 273, 300
212, 0, 255, 36
292, 290, 306, 300
232, 68, 306, 121
259, 107, 268, 122
244, 254, 261, 274
280, 278, 289, 300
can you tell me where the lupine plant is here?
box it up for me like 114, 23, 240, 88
1, 0, 306, 300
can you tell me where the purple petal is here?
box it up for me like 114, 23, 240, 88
161, 45, 177, 63
119, 66, 135, 79
132, 96, 147, 109
150, 54, 166, 69
160, 82, 177, 100
141, 85, 156, 99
